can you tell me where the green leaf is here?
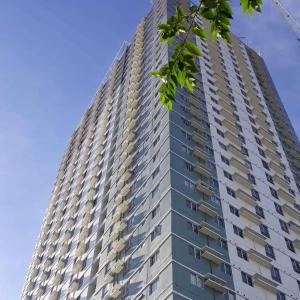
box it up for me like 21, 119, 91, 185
185, 41, 201, 56
191, 25, 207, 39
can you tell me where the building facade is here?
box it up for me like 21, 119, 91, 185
22, 0, 300, 299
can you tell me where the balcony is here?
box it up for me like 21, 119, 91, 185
198, 201, 217, 217
196, 181, 214, 196
192, 132, 206, 146
278, 188, 294, 204
189, 97, 201, 109
193, 147, 208, 160
49, 291, 59, 300
223, 119, 239, 135
75, 242, 86, 257
111, 221, 127, 240
236, 189, 257, 206
273, 175, 290, 190
228, 144, 244, 160
107, 247, 117, 261
110, 260, 125, 274
199, 222, 219, 239
73, 259, 84, 273
53, 273, 63, 285
194, 164, 211, 177
244, 227, 267, 246
253, 273, 278, 293
110, 283, 123, 299
86, 189, 95, 201
265, 149, 280, 161
258, 127, 273, 141
289, 221, 300, 234
224, 131, 241, 148
69, 279, 80, 293
248, 249, 272, 268
191, 118, 205, 132
220, 108, 235, 122
115, 194, 123, 205
115, 238, 127, 253
219, 98, 233, 112
269, 162, 285, 176
204, 274, 227, 293
233, 173, 252, 189
230, 159, 247, 175
282, 204, 300, 219
261, 137, 277, 152
79, 227, 89, 240
201, 246, 224, 264
82, 213, 92, 225
294, 239, 300, 250
104, 272, 114, 284
240, 207, 261, 225
190, 106, 200, 118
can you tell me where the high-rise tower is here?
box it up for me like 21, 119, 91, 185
22, 0, 300, 299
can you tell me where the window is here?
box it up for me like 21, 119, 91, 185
215, 215, 225, 228
219, 142, 227, 151
217, 129, 225, 138
227, 187, 236, 198
274, 202, 284, 215
279, 219, 289, 233
184, 179, 195, 190
221, 263, 232, 276
150, 225, 161, 241
241, 146, 248, 156
150, 250, 159, 267
244, 159, 252, 170
233, 225, 243, 238
276, 292, 286, 300
262, 160, 270, 170
151, 205, 160, 219
270, 187, 278, 199
238, 134, 245, 144
184, 161, 194, 172
271, 266, 281, 283
151, 185, 159, 198
255, 205, 265, 218
251, 189, 260, 201
258, 147, 265, 157
190, 272, 204, 288
285, 238, 295, 252
241, 271, 253, 286
188, 244, 201, 260
186, 199, 197, 211
255, 137, 262, 146
221, 155, 230, 165
248, 174, 256, 185
237, 247, 248, 261
152, 166, 160, 179
265, 244, 275, 259
230, 205, 239, 217
217, 238, 228, 250
224, 171, 233, 181
266, 173, 274, 184
182, 144, 192, 155
291, 258, 300, 274
153, 135, 160, 147
187, 221, 199, 235
260, 224, 270, 238
149, 277, 159, 295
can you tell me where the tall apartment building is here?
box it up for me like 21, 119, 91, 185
22, 0, 300, 299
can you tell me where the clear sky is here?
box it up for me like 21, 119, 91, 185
0, 1, 299, 299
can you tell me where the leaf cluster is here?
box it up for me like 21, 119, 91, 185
150, 0, 263, 110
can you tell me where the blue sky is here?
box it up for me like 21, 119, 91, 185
0, 1, 299, 299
